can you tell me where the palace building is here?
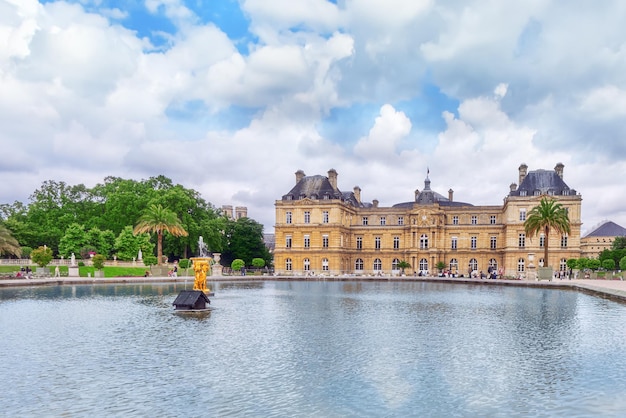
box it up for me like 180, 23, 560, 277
273, 164, 582, 277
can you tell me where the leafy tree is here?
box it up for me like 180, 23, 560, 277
436, 261, 446, 272
143, 255, 158, 266
587, 259, 601, 270
86, 227, 116, 258
92, 254, 106, 270
613, 236, 626, 250
114, 226, 153, 261
231, 259, 245, 272
397, 260, 411, 274
31, 245, 53, 268
566, 258, 578, 270
0, 223, 22, 257
620, 256, 626, 271
20, 246, 32, 259
58, 223, 88, 258
252, 258, 266, 268
524, 197, 571, 268
602, 259, 615, 271
133, 204, 188, 265
221, 217, 271, 267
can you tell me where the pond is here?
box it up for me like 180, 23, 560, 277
1, 280, 625, 417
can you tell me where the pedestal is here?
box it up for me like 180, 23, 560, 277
68, 266, 79, 277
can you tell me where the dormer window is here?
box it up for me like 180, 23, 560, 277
534, 190, 540, 196
299, 194, 306, 200
520, 190, 527, 196
323, 194, 330, 200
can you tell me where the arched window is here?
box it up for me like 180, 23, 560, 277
285, 258, 292, 271
355, 258, 364, 271
449, 258, 458, 272
489, 259, 497, 269
420, 234, 429, 249
419, 258, 428, 273
469, 258, 478, 273
392, 258, 400, 271
303, 258, 310, 271
322, 258, 329, 271
373, 258, 382, 271
518, 258, 525, 272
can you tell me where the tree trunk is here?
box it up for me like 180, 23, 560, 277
157, 230, 163, 265
544, 226, 549, 268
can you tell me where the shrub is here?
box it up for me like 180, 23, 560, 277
252, 258, 265, 268
143, 255, 158, 266
620, 256, 626, 271
31, 246, 53, 268
92, 254, 106, 270
21, 246, 33, 259
178, 259, 190, 269
602, 259, 615, 271
231, 259, 245, 272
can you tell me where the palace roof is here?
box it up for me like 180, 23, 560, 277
583, 221, 626, 238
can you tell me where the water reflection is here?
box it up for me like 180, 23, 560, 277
1, 281, 626, 417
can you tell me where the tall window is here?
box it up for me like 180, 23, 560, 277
490, 215, 496, 224
355, 258, 364, 271
490, 236, 497, 250
392, 259, 400, 270
489, 259, 497, 270
286, 211, 292, 224
304, 211, 310, 224
419, 258, 428, 273
518, 258, 525, 272
374, 258, 382, 271
380, 216, 386, 226
471, 215, 478, 225
449, 258, 458, 272
322, 235, 329, 248
469, 258, 478, 272
304, 235, 310, 248
397, 216, 404, 225
285, 258, 292, 271
452, 216, 459, 225
356, 237, 362, 249
539, 235, 545, 248
393, 236, 400, 249
470, 236, 477, 249
286, 235, 292, 248
451, 237, 458, 250
375, 236, 381, 250
519, 209, 526, 221
561, 235, 568, 248
322, 211, 329, 224
362, 216, 368, 226
519, 233, 526, 248
560, 258, 567, 271
303, 258, 310, 271
322, 258, 329, 271
420, 234, 429, 249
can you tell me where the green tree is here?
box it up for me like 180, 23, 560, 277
231, 259, 245, 272
397, 260, 411, 274
436, 261, 446, 272
31, 245, 53, 267
92, 254, 106, 270
524, 197, 571, 268
86, 227, 115, 258
133, 204, 188, 265
602, 259, 616, 271
587, 259, 601, 271
114, 226, 153, 261
613, 236, 626, 250
566, 258, 578, 270
58, 223, 88, 258
620, 256, 626, 271
0, 223, 21, 257
252, 258, 266, 269
221, 217, 271, 267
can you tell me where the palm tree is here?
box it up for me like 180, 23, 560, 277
133, 204, 188, 265
524, 197, 571, 268
0, 224, 22, 257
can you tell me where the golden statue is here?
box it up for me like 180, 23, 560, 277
192, 258, 211, 293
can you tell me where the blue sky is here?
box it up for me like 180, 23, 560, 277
2, 0, 626, 232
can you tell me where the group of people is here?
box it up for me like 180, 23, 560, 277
16, 266, 32, 279
168, 264, 178, 277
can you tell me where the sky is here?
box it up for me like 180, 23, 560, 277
1, 0, 626, 234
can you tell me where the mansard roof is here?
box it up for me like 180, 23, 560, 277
282, 173, 363, 207
583, 221, 626, 238
510, 169, 576, 196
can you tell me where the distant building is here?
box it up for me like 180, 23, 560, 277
222, 205, 248, 219
580, 221, 626, 258
274, 164, 582, 277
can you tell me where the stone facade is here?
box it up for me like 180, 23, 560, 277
274, 164, 582, 278
580, 221, 626, 258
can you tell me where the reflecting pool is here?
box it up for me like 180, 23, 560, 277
1, 281, 626, 417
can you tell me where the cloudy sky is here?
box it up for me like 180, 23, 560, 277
1, 0, 625, 234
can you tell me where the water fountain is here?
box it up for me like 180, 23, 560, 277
173, 236, 214, 311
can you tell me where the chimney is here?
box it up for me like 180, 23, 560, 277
328, 168, 338, 190
295, 170, 305, 184
518, 163, 528, 185
448, 189, 454, 202
373, 199, 379, 208
353, 186, 361, 204
555, 162, 564, 179
510, 183, 517, 192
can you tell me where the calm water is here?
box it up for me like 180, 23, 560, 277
1, 280, 626, 417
